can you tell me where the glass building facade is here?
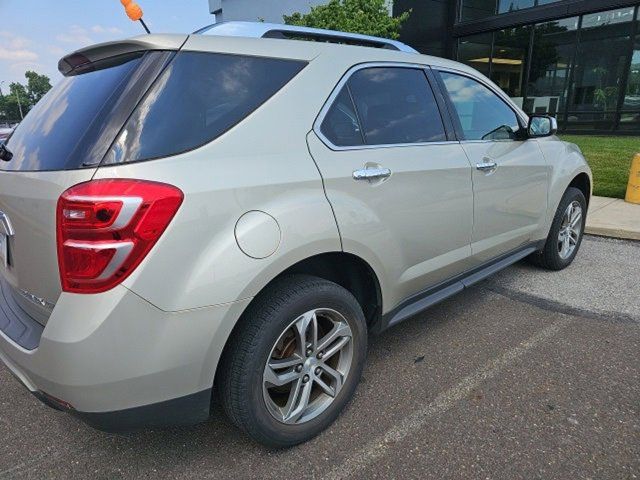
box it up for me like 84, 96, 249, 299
395, 0, 640, 134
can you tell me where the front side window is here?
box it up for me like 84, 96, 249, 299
438, 71, 521, 140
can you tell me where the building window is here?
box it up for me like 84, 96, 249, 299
621, 32, 640, 131
497, 0, 534, 15
460, 0, 562, 21
490, 26, 531, 105
455, 4, 640, 132
566, 7, 635, 131
460, 0, 497, 21
526, 17, 578, 118
457, 33, 493, 76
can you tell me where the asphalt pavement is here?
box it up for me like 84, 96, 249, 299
1, 235, 638, 480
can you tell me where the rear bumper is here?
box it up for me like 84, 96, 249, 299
33, 388, 212, 432
0, 283, 251, 429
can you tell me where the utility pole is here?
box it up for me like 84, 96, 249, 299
14, 87, 24, 120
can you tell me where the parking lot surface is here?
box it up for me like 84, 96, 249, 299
1, 235, 638, 479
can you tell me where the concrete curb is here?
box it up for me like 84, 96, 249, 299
585, 227, 640, 241
586, 196, 640, 241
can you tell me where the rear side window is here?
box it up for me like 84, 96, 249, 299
106, 52, 306, 164
338, 67, 446, 146
320, 88, 364, 147
438, 71, 521, 141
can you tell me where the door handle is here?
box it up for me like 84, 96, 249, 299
476, 161, 498, 173
352, 167, 392, 181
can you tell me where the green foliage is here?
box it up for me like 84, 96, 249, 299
561, 135, 638, 199
25, 71, 52, 105
0, 70, 52, 122
284, 0, 409, 40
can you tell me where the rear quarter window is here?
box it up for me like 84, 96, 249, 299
105, 52, 306, 164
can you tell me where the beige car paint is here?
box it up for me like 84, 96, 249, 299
462, 139, 549, 264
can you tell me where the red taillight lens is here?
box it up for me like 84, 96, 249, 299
57, 179, 183, 294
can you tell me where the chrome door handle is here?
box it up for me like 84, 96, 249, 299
352, 167, 392, 181
476, 162, 498, 172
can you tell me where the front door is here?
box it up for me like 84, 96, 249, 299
308, 65, 474, 311
437, 70, 548, 264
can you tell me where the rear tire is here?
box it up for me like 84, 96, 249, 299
218, 274, 367, 448
530, 187, 586, 270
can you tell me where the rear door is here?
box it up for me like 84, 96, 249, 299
436, 70, 548, 264
308, 64, 474, 310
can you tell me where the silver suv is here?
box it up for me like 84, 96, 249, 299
0, 22, 591, 447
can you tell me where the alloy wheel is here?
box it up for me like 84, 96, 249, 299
262, 308, 353, 425
558, 200, 583, 260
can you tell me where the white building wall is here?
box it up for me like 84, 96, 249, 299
209, 0, 327, 23
208, 0, 392, 24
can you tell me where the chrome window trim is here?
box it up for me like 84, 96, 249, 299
313, 62, 459, 152
434, 66, 530, 132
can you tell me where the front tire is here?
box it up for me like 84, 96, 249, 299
218, 275, 367, 448
531, 187, 586, 270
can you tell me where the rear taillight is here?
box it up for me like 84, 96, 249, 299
57, 179, 183, 294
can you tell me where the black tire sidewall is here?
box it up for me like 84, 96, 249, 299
239, 278, 367, 447
545, 187, 587, 269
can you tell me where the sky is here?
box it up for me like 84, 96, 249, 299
0, 0, 213, 89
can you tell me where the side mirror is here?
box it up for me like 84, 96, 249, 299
528, 115, 558, 138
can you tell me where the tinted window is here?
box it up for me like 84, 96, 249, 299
439, 71, 521, 140
320, 87, 364, 147
106, 52, 306, 164
2, 53, 149, 171
347, 67, 446, 145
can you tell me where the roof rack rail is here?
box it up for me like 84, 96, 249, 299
194, 21, 418, 54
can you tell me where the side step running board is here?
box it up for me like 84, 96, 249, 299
385, 246, 537, 329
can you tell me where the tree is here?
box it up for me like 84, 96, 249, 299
284, 0, 409, 40
0, 70, 52, 122
25, 71, 52, 105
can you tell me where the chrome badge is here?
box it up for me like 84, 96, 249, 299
18, 289, 55, 312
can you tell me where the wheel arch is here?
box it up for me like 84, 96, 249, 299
568, 172, 591, 208
213, 252, 383, 389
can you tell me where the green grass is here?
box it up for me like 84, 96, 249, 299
560, 135, 639, 199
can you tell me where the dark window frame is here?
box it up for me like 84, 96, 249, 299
315, 63, 455, 150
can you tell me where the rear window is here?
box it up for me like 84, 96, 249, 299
104, 52, 306, 164
1, 53, 151, 172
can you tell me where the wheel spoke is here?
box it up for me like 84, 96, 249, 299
317, 322, 351, 353
264, 365, 301, 387
314, 374, 336, 397
569, 231, 578, 245
282, 378, 313, 424
321, 335, 351, 361
294, 311, 318, 354
319, 364, 344, 396
570, 210, 582, 228
268, 354, 303, 371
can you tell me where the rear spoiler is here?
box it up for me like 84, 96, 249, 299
58, 34, 188, 76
